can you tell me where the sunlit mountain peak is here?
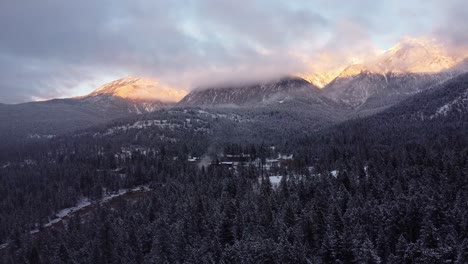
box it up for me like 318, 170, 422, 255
87, 76, 188, 102
297, 71, 343, 88
372, 37, 457, 73
297, 37, 467, 88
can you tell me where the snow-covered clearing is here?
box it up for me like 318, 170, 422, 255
269, 176, 283, 185
0, 186, 150, 251
30, 185, 150, 234
258, 176, 283, 188
28, 134, 56, 139
40, 198, 92, 229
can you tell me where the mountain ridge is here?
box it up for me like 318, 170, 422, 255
84, 76, 187, 103
2, 37, 468, 146
316, 38, 468, 112
299, 37, 468, 89
178, 76, 321, 107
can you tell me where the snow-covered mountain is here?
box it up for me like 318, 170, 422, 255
297, 70, 343, 89
319, 38, 468, 114
0, 77, 188, 143
379, 72, 468, 121
178, 76, 320, 107
2, 38, 468, 146
80, 77, 187, 114
369, 37, 460, 74
429, 88, 468, 119
86, 77, 187, 102
324, 68, 455, 105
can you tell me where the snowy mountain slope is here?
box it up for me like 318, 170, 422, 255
0, 77, 187, 144
177, 76, 347, 131
429, 89, 468, 119
297, 70, 343, 88
0, 99, 113, 146
80, 77, 187, 114
364, 72, 468, 122
321, 38, 467, 112
301, 37, 466, 89
71, 102, 346, 156
324, 70, 456, 111
178, 76, 320, 107
86, 77, 187, 103
369, 37, 459, 74
413, 73, 468, 120
2, 37, 468, 149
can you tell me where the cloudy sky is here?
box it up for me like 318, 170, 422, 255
0, 0, 467, 103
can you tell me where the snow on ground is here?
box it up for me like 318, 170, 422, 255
195, 109, 250, 123
330, 170, 338, 177
1, 160, 37, 169
99, 120, 180, 137
28, 134, 56, 139
258, 176, 283, 188
30, 185, 150, 234
43, 198, 91, 228
100, 185, 150, 204
430, 90, 468, 119
23, 159, 35, 166
435, 104, 451, 116
269, 176, 283, 185
101, 188, 132, 203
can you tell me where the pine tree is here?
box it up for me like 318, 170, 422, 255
27, 246, 40, 264
353, 238, 382, 264
456, 238, 468, 264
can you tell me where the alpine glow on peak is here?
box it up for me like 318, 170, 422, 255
86, 77, 187, 103
297, 37, 468, 88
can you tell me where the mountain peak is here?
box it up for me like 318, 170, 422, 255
299, 37, 466, 88
337, 64, 369, 78
297, 70, 343, 89
178, 76, 319, 107
320, 37, 464, 109
374, 37, 456, 73
87, 76, 187, 103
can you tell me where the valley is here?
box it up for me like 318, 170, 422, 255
1, 37, 468, 263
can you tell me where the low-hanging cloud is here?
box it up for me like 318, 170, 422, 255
433, 0, 468, 52
0, 0, 466, 103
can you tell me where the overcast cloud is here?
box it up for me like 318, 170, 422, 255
0, 0, 467, 103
